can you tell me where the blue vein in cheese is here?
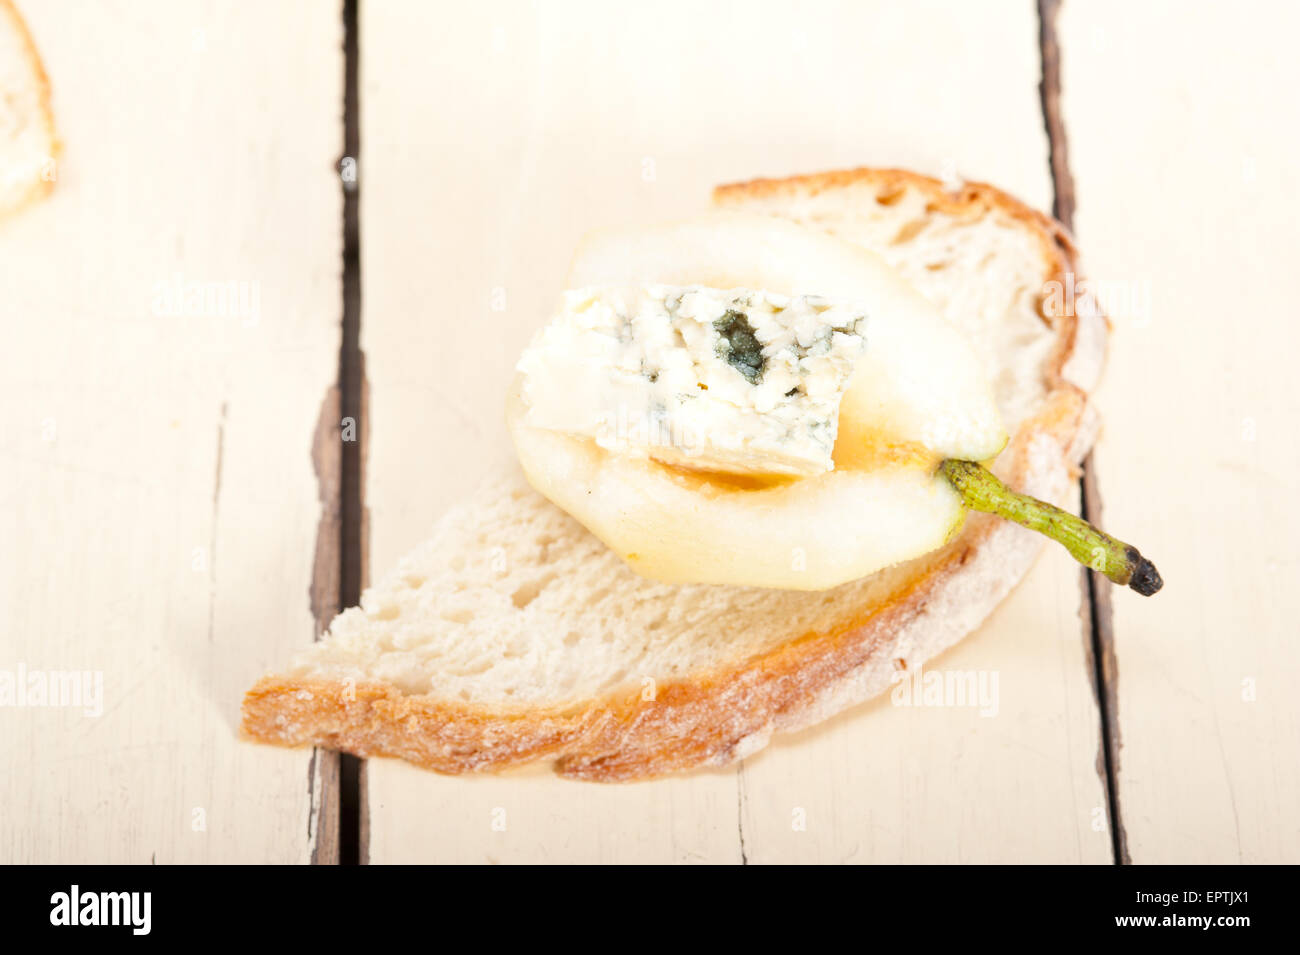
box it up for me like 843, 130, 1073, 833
517, 285, 869, 476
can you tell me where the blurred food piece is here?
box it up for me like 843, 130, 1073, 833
0, 0, 58, 218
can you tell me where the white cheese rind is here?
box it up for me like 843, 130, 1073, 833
516, 285, 868, 476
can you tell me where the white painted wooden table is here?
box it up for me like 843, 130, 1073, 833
2, 0, 1295, 864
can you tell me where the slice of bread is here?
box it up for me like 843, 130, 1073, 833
243, 167, 1107, 781
0, 0, 58, 217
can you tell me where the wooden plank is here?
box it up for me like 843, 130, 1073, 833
360, 0, 1106, 862
1061, 0, 1300, 863
0, 0, 342, 863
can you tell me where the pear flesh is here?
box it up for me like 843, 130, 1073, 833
510, 391, 967, 590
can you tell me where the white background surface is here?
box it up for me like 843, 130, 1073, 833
2, 0, 1295, 863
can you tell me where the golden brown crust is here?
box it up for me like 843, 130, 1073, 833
242, 166, 1105, 781
0, 0, 60, 217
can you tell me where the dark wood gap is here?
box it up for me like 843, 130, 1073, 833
1080, 462, 1130, 863
336, 0, 367, 866
306, 333, 344, 865
307, 748, 340, 865
1037, 0, 1129, 865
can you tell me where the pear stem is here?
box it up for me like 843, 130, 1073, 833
940, 459, 1162, 596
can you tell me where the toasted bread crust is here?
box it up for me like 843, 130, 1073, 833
242, 167, 1106, 781
0, 0, 60, 217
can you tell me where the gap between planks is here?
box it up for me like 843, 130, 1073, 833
306, 0, 366, 866
1037, 0, 1129, 866
338, 0, 368, 866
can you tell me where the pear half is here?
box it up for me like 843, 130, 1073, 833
508, 214, 1008, 590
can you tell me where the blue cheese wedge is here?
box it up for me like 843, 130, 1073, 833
516, 285, 868, 476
